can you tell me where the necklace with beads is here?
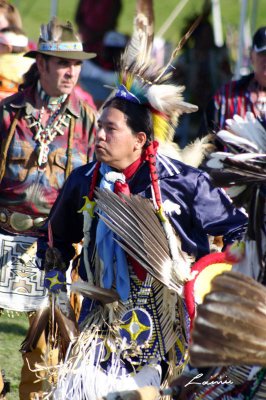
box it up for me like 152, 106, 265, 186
25, 81, 71, 166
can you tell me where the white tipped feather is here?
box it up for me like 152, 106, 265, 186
217, 130, 259, 151
245, 112, 266, 138
209, 152, 266, 165
146, 84, 184, 114
176, 100, 199, 114
226, 118, 255, 142
124, 24, 150, 70
146, 84, 198, 115
231, 153, 266, 162
225, 114, 266, 151
206, 152, 232, 169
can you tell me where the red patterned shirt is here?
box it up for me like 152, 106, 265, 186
0, 85, 96, 230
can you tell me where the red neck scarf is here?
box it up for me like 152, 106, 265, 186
114, 156, 143, 196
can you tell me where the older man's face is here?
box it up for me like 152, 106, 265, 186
37, 55, 82, 96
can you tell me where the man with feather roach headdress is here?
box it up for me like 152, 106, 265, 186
36, 1, 247, 398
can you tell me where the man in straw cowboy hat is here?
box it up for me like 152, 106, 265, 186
0, 16, 97, 399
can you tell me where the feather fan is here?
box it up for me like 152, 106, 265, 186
94, 189, 192, 292
206, 114, 266, 193
189, 270, 266, 367
206, 113, 266, 279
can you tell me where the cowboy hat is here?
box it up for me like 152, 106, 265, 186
24, 17, 96, 61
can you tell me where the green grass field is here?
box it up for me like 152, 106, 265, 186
0, 313, 28, 400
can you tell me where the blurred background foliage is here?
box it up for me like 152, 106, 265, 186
12, 0, 266, 46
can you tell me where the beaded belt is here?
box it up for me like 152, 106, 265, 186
0, 208, 47, 233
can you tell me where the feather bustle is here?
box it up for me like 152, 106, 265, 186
189, 271, 266, 367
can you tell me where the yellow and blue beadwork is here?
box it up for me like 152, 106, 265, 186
119, 307, 153, 346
